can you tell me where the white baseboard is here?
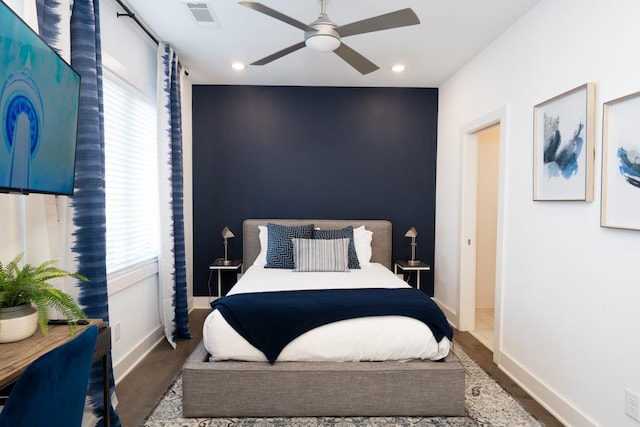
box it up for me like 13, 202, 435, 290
112, 326, 165, 384
498, 349, 596, 427
193, 295, 216, 309
433, 296, 459, 330
435, 298, 592, 425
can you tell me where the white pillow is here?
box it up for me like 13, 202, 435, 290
253, 225, 268, 267
353, 225, 373, 265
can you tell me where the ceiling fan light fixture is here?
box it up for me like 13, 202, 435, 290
391, 64, 406, 73
305, 33, 340, 52
231, 62, 246, 70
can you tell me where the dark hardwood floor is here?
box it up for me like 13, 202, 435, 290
115, 309, 563, 426
453, 331, 564, 427
115, 309, 209, 427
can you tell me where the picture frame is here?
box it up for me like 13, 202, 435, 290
601, 91, 640, 230
533, 83, 595, 201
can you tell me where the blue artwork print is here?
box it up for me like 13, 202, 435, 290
617, 147, 640, 188
542, 113, 585, 179
543, 114, 560, 163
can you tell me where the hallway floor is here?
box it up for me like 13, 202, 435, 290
470, 307, 494, 351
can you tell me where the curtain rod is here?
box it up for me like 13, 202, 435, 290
114, 0, 158, 45
112, 0, 190, 76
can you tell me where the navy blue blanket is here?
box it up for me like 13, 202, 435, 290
210, 288, 453, 363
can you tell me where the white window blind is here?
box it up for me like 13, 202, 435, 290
103, 75, 159, 275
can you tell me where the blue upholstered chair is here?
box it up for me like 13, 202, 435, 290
0, 324, 99, 427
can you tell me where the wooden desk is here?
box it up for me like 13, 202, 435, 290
0, 320, 112, 426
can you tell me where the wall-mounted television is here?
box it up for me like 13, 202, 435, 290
0, 0, 80, 196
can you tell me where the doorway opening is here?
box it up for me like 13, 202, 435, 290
469, 124, 500, 351
458, 106, 507, 361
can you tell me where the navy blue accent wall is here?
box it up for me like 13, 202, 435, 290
192, 85, 438, 296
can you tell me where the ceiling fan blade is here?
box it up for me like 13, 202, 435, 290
333, 43, 379, 75
335, 8, 420, 38
250, 41, 306, 66
239, 2, 315, 32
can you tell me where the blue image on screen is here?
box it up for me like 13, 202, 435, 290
0, 2, 80, 195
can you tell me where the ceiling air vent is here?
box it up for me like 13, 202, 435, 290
184, 2, 220, 27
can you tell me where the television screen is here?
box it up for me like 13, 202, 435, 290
0, 1, 80, 195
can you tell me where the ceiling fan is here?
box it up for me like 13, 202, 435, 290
239, 1, 420, 75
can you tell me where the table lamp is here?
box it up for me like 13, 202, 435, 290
221, 226, 234, 265
404, 227, 420, 266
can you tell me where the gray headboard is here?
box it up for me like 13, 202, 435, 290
242, 219, 392, 270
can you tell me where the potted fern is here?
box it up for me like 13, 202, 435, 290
0, 253, 89, 343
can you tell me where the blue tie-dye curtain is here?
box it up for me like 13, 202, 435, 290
70, 1, 120, 425
36, 0, 120, 425
36, 0, 61, 47
157, 42, 191, 347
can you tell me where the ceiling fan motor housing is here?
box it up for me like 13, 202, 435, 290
305, 13, 341, 52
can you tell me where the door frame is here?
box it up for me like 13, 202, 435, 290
458, 106, 508, 363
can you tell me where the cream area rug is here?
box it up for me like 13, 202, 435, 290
143, 345, 544, 426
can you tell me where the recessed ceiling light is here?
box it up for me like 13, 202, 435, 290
232, 62, 246, 71
391, 64, 406, 73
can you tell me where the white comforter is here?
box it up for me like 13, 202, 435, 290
203, 263, 450, 362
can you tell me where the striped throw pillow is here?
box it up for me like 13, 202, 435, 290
292, 238, 350, 272
313, 225, 360, 269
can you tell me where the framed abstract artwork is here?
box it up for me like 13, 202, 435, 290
601, 91, 640, 230
533, 83, 595, 201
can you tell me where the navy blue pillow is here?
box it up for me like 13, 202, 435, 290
313, 226, 360, 269
265, 223, 315, 269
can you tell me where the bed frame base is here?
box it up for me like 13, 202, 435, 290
182, 341, 465, 418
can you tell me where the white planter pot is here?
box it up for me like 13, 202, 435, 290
0, 304, 39, 343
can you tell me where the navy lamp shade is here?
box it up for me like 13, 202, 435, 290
405, 227, 420, 266
221, 226, 235, 265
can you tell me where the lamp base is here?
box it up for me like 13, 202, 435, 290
220, 259, 233, 265
407, 259, 421, 266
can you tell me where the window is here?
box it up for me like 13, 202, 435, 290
103, 74, 159, 275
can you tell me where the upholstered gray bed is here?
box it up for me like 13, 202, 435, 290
182, 219, 465, 417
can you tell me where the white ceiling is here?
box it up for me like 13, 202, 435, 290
119, 0, 541, 87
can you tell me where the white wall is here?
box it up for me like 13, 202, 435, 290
0, 0, 193, 383
99, 0, 164, 382
100, 0, 194, 381
0, 1, 57, 266
436, 0, 640, 425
